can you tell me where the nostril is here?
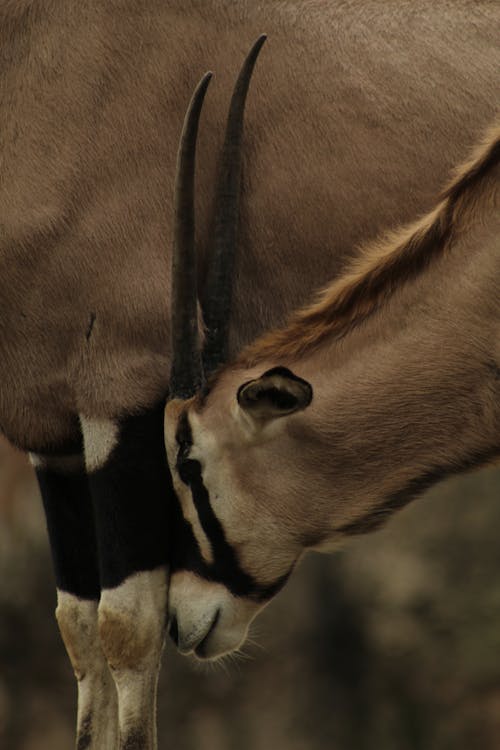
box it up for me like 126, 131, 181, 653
168, 616, 179, 646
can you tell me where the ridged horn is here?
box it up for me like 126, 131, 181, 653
169, 71, 212, 400
201, 34, 267, 377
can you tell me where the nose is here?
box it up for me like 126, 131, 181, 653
168, 609, 220, 656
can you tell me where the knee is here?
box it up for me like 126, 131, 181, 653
55, 592, 99, 679
98, 604, 156, 672
98, 574, 167, 672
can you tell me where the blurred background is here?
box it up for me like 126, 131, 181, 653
1, 436, 500, 750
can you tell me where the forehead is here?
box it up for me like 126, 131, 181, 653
173, 405, 213, 456
170, 383, 236, 450
165, 395, 200, 441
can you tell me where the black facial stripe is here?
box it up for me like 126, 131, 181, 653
339, 445, 500, 536
172, 411, 289, 601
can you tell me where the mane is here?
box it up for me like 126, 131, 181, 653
239, 122, 500, 367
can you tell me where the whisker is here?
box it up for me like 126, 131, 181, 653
234, 648, 255, 662
245, 636, 266, 652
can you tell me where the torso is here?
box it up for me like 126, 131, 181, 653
0, 0, 498, 451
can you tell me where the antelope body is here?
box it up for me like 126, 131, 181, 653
1, 1, 499, 748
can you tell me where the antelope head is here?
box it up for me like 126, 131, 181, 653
164, 35, 323, 660
165, 46, 500, 656
165, 362, 317, 660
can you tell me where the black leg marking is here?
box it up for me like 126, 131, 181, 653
87, 401, 171, 589
36, 455, 100, 600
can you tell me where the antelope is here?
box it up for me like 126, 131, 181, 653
1, 1, 498, 748
165, 118, 500, 658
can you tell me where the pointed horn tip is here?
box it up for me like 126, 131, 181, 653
234, 35, 267, 84
250, 34, 268, 56
178, 70, 213, 135
189, 70, 213, 103
171, 69, 214, 400
198, 70, 214, 91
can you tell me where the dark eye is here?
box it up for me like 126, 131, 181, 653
174, 412, 196, 483
176, 441, 191, 468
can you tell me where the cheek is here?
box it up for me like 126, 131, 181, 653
203, 475, 301, 585
213, 497, 299, 587
234, 531, 298, 587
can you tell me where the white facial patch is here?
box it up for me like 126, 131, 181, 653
79, 416, 119, 472
166, 409, 214, 566
170, 467, 214, 566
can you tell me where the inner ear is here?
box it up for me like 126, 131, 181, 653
237, 366, 313, 419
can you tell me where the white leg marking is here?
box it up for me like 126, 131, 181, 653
79, 416, 119, 472
98, 568, 168, 750
56, 591, 119, 749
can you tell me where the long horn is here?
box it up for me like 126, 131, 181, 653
169, 71, 212, 400
201, 34, 267, 377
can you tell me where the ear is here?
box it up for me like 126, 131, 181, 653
237, 366, 313, 420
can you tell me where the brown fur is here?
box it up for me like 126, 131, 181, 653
1, 0, 498, 454
240, 124, 500, 366
98, 609, 155, 672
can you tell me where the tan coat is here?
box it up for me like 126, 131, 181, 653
1, 0, 498, 451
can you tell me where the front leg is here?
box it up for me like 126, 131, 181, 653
33, 452, 118, 749
81, 404, 170, 750
56, 593, 118, 750
98, 570, 167, 750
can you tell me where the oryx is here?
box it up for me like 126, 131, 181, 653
1, 1, 498, 748
165, 117, 500, 656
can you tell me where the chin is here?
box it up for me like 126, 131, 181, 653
193, 622, 249, 660
168, 570, 259, 659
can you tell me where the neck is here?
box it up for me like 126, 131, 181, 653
230, 129, 500, 537
297, 168, 500, 535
